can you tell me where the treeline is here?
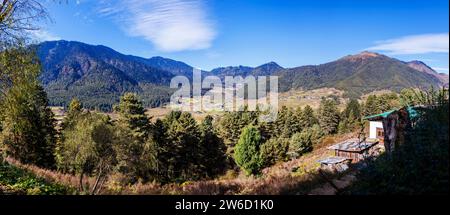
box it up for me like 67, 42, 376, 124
46, 83, 174, 112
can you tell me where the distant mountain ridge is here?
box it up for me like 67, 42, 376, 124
275, 51, 447, 97
406, 60, 449, 85
35, 40, 448, 109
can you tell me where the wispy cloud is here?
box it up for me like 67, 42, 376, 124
29, 30, 61, 41
367, 33, 449, 55
98, 0, 216, 52
433, 67, 449, 73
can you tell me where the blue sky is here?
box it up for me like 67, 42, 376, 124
39, 0, 449, 72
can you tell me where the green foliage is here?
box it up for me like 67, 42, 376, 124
200, 115, 227, 178
339, 99, 362, 134
275, 106, 291, 137
217, 108, 258, 155
56, 112, 116, 192
0, 161, 71, 195
309, 124, 325, 144
288, 129, 316, 159
399, 88, 421, 106
234, 125, 263, 175
362, 93, 400, 117
0, 48, 56, 169
348, 89, 449, 194
298, 105, 319, 129
318, 98, 340, 135
260, 137, 289, 167
154, 111, 226, 183
113, 93, 155, 183
115, 93, 151, 139
113, 123, 156, 183
61, 98, 83, 130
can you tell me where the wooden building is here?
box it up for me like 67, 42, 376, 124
326, 138, 379, 163
364, 106, 420, 153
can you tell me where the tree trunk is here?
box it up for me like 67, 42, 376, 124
79, 171, 85, 192
91, 166, 104, 195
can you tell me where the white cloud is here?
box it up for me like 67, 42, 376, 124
367, 33, 449, 55
98, 0, 216, 52
29, 30, 61, 41
433, 67, 449, 72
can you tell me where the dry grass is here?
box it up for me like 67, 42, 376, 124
4, 157, 96, 194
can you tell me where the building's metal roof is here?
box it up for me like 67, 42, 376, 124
363, 106, 421, 121
318, 156, 349, 164
327, 138, 379, 152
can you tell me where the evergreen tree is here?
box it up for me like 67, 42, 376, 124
299, 105, 319, 129
200, 115, 227, 178
162, 112, 203, 181
113, 92, 155, 182
0, 48, 56, 169
309, 124, 324, 144
399, 88, 420, 106
318, 98, 340, 135
115, 92, 150, 140
339, 99, 362, 134
260, 137, 289, 167
288, 131, 313, 159
363, 95, 379, 116
275, 106, 290, 137
234, 125, 263, 175
217, 108, 256, 155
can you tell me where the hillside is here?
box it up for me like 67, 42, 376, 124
36, 41, 176, 110
406, 60, 449, 86
210, 62, 284, 79
276, 51, 446, 98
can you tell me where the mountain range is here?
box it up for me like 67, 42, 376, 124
35, 41, 449, 110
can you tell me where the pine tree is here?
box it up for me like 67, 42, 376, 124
363, 95, 380, 116
299, 105, 319, 129
163, 112, 203, 181
275, 106, 290, 137
260, 137, 289, 167
200, 115, 227, 178
339, 99, 362, 133
113, 92, 155, 182
115, 92, 150, 140
234, 125, 263, 175
318, 98, 340, 135
0, 48, 56, 169
217, 109, 256, 155
288, 131, 313, 159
